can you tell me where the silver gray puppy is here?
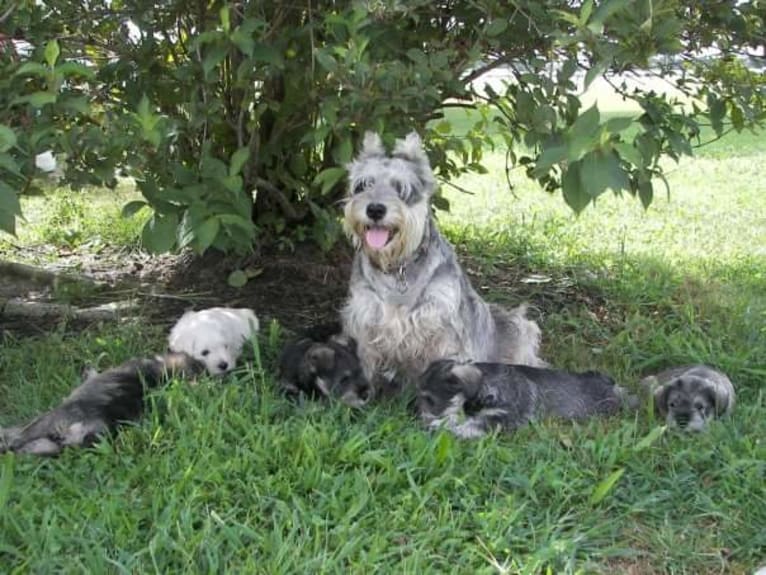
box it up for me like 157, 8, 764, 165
341, 132, 543, 396
418, 359, 636, 439
0, 352, 203, 456
640, 364, 735, 432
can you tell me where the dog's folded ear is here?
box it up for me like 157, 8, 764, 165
652, 378, 673, 416
307, 344, 336, 372
451, 363, 483, 399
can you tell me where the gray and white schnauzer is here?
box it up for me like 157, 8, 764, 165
341, 132, 543, 396
418, 359, 636, 439
0, 352, 203, 456
640, 364, 735, 432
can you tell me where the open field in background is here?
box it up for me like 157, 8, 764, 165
1, 96, 765, 572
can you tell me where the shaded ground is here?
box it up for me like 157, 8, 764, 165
1, 236, 609, 344
0, 242, 355, 338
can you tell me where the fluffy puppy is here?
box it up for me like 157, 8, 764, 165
640, 364, 735, 432
168, 307, 259, 375
417, 359, 635, 439
0, 352, 203, 456
278, 322, 371, 408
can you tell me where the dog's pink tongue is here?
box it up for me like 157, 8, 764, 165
365, 227, 390, 250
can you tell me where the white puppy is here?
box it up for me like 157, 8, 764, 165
168, 307, 259, 375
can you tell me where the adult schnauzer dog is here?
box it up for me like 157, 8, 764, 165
341, 132, 543, 396
640, 364, 735, 432
417, 359, 635, 439
0, 352, 203, 456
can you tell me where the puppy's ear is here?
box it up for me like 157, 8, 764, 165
451, 363, 483, 399
653, 379, 674, 416
330, 333, 357, 353
704, 386, 726, 416
307, 344, 336, 373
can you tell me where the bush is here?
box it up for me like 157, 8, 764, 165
0, 0, 763, 253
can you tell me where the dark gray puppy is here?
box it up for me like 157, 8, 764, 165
278, 322, 371, 408
0, 352, 203, 456
417, 359, 636, 439
640, 364, 735, 432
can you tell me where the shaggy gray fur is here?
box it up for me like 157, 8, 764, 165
341, 132, 543, 396
640, 364, 735, 432
0, 352, 203, 456
418, 359, 635, 439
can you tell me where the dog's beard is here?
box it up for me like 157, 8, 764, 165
343, 198, 428, 272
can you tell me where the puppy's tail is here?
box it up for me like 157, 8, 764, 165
497, 303, 546, 368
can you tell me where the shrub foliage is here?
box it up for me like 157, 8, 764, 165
0, 0, 763, 252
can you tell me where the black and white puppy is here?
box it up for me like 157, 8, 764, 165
0, 352, 203, 456
640, 364, 735, 432
278, 322, 371, 408
417, 359, 636, 439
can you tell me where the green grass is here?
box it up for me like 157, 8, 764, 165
2, 126, 766, 573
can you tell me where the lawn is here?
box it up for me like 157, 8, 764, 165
1, 118, 765, 573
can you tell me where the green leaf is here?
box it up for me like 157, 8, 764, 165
194, 217, 221, 252
220, 4, 230, 32
580, 149, 629, 197
485, 19, 508, 37
252, 43, 284, 68
562, 161, 590, 213
312, 167, 347, 195
730, 104, 745, 132
638, 177, 654, 209
566, 104, 601, 161
0, 182, 22, 235
589, 468, 625, 505
14, 92, 57, 108
532, 144, 568, 177
0, 125, 17, 153
584, 60, 608, 90
229, 147, 250, 177
434, 432, 453, 464
0, 456, 14, 509
121, 200, 148, 218
14, 62, 48, 77
203, 44, 229, 76
708, 95, 726, 135
230, 29, 255, 57
333, 138, 353, 164
55, 61, 96, 80
227, 269, 248, 288
589, 0, 632, 30
142, 212, 179, 253
633, 425, 665, 451
0, 152, 21, 176
614, 142, 643, 168
604, 115, 634, 134
314, 49, 337, 73
44, 39, 60, 68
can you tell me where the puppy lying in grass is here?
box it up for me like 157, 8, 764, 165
0, 352, 203, 456
417, 359, 637, 439
168, 307, 259, 375
640, 364, 735, 432
278, 322, 371, 408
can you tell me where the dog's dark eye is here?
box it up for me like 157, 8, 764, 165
353, 179, 371, 194
668, 399, 677, 409
201, 349, 210, 357
694, 401, 706, 412
391, 180, 403, 196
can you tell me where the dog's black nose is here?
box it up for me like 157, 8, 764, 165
366, 203, 387, 221
218, 361, 229, 371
